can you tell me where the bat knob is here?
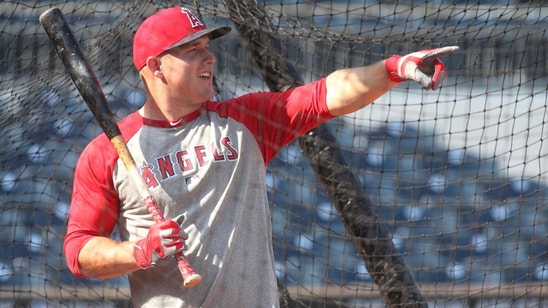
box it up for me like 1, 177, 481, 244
183, 274, 202, 288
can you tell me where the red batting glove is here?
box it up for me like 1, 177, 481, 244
385, 46, 460, 90
133, 219, 188, 269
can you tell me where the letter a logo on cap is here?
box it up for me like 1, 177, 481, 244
181, 8, 203, 28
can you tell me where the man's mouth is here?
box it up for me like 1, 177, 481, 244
198, 72, 211, 80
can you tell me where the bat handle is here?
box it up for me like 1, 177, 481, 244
143, 195, 167, 223
175, 252, 203, 287
143, 196, 202, 287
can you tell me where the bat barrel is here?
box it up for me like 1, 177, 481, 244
39, 7, 121, 140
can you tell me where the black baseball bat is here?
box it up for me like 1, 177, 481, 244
39, 7, 202, 288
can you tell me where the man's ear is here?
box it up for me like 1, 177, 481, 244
145, 56, 163, 78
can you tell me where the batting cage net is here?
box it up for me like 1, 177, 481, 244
1, 0, 547, 307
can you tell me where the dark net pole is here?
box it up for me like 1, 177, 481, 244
222, 0, 427, 307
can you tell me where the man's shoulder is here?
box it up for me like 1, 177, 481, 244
82, 111, 142, 159
118, 111, 143, 135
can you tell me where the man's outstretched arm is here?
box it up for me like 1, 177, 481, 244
325, 46, 460, 116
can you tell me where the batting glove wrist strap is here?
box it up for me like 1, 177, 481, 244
133, 220, 186, 269
385, 55, 406, 83
134, 244, 155, 269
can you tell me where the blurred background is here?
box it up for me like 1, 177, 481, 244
0, 0, 547, 307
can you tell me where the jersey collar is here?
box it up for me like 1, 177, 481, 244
141, 109, 201, 128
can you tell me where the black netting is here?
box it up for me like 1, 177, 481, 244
1, 1, 547, 307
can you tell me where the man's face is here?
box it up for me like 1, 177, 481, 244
159, 36, 217, 106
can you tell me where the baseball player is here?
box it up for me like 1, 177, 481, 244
63, 6, 459, 307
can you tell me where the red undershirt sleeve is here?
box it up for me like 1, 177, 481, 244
209, 78, 333, 164
64, 135, 120, 277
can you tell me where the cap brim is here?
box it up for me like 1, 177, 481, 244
167, 26, 231, 51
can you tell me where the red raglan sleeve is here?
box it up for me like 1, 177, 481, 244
64, 135, 120, 277
210, 78, 333, 164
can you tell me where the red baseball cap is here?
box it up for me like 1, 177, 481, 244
133, 7, 231, 71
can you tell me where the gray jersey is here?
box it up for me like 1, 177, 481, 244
65, 80, 332, 307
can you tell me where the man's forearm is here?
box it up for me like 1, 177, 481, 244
78, 236, 140, 279
325, 60, 398, 116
